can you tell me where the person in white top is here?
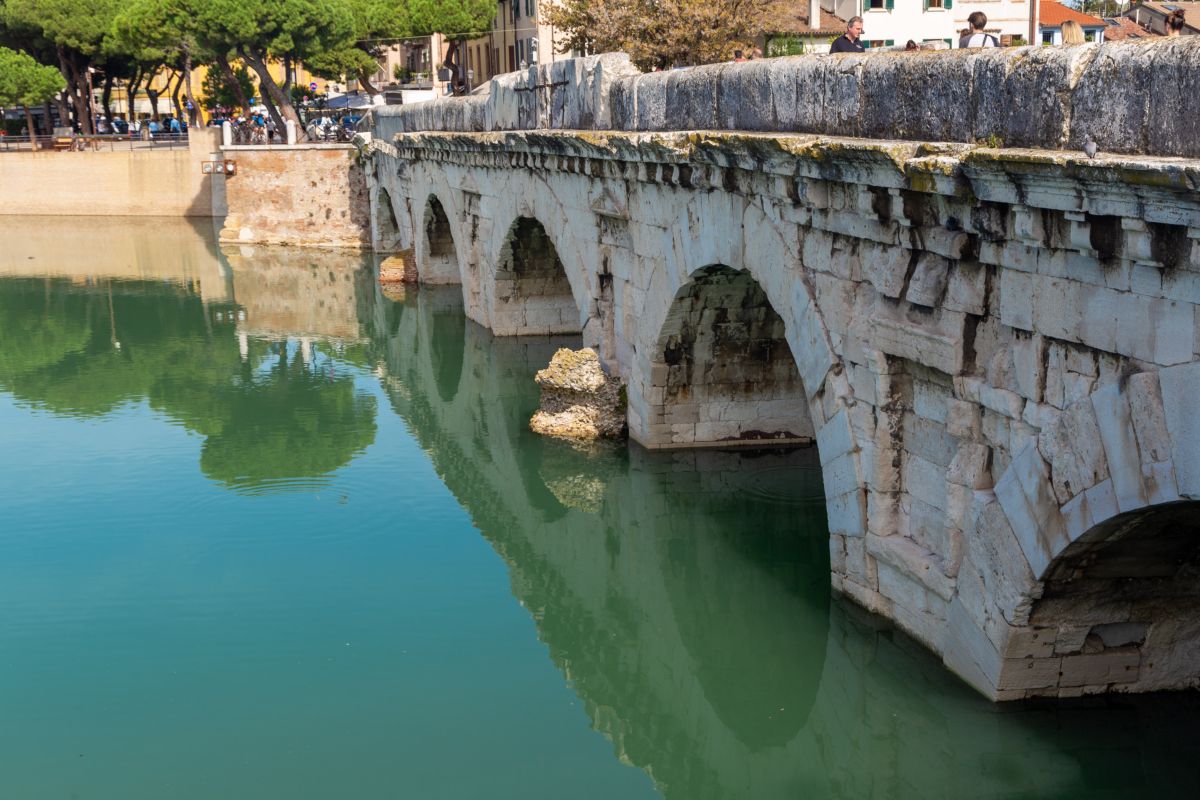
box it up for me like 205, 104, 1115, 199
960, 11, 999, 48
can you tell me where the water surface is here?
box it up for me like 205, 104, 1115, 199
1, 219, 1197, 799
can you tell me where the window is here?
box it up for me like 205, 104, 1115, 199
1042, 30, 1056, 44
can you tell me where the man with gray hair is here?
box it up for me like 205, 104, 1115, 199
831, 16, 866, 54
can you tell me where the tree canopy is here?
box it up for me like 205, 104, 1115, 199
0, 45, 66, 138
545, 0, 775, 70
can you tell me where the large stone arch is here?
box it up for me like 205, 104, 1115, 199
638, 264, 815, 448
625, 192, 867, 549
950, 363, 1200, 699
476, 174, 600, 339
483, 213, 587, 337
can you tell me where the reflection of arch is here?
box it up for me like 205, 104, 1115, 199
658, 450, 830, 748
419, 195, 461, 284
490, 216, 582, 336
644, 265, 813, 448
375, 187, 401, 251
429, 306, 464, 403
956, 366, 1200, 698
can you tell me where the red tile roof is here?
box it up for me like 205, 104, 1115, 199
762, 2, 847, 36
1102, 16, 1159, 40
1040, 0, 1107, 27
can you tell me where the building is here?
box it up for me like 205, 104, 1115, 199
352, 1, 569, 99
1037, 1, 1107, 43
1101, 15, 1161, 40
762, 0, 848, 54
1126, 1, 1200, 34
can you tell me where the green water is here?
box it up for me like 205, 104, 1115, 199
0, 220, 1197, 799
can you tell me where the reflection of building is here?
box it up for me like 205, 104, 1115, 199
0, 216, 231, 305
220, 245, 368, 343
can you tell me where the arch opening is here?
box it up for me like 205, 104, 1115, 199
645, 265, 814, 448
998, 501, 1200, 698
420, 196, 460, 284
492, 216, 581, 336
375, 188, 401, 251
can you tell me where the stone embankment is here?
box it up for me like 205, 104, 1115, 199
530, 348, 627, 441
376, 38, 1200, 159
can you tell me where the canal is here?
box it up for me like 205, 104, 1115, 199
0, 219, 1197, 799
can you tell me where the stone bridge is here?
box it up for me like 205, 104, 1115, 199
367, 40, 1200, 701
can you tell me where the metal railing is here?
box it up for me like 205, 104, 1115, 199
0, 132, 191, 153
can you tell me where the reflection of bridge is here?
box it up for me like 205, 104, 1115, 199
369, 45, 1200, 699
362, 286, 1196, 798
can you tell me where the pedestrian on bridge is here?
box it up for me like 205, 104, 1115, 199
831, 17, 866, 54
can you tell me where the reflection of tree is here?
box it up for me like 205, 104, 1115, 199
0, 279, 93, 383
0, 278, 376, 489
200, 345, 376, 489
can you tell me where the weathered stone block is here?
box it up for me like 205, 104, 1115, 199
1158, 361, 1200, 498
1038, 399, 1109, 504
1090, 383, 1148, 513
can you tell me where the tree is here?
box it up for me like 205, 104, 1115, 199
0, 45, 66, 141
545, 0, 775, 71
3, 0, 123, 133
200, 62, 253, 112
408, 0, 495, 95
305, 0, 412, 96
190, 0, 357, 134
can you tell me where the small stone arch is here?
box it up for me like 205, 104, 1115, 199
374, 187, 402, 251
637, 265, 814, 449
419, 194, 462, 285
489, 216, 582, 336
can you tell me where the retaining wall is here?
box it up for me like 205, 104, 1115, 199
0, 128, 225, 217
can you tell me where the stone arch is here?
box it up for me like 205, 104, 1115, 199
374, 187, 402, 251
639, 265, 814, 448
419, 194, 462, 285
488, 216, 583, 336
998, 501, 1200, 697
953, 363, 1200, 699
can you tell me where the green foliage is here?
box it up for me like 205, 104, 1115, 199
407, 0, 495, 38
201, 63, 254, 110
0, 45, 66, 107
4, 0, 122, 56
0, 278, 378, 489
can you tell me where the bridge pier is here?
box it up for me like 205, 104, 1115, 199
366, 45, 1200, 700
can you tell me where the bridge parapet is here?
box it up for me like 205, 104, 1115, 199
376, 39, 1200, 158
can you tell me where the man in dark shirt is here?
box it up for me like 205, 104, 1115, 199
831, 17, 865, 54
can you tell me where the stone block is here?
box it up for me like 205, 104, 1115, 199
1001, 656, 1062, 691
906, 452, 948, 513
906, 252, 951, 307
827, 488, 867, 538
1005, 627, 1057, 660
995, 441, 1068, 578
904, 413, 957, 467
1059, 650, 1141, 687
1158, 361, 1200, 498
944, 261, 987, 315
1010, 333, 1045, 403
999, 268, 1034, 331
633, 73, 669, 130
940, 597, 1002, 696
946, 398, 982, 440
867, 532, 954, 602
718, 60, 773, 131
948, 442, 992, 489
1090, 383, 1148, 513
1038, 399, 1109, 504
816, 408, 856, 466
860, 242, 910, 299
965, 496, 1037, 623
